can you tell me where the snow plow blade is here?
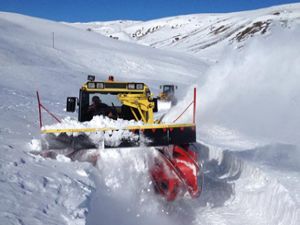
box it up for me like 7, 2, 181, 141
41, 124, 196, 150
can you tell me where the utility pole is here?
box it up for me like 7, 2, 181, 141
52, 32, 55, 49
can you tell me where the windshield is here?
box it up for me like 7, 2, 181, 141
89, 93, 122, 107
163, 86, 173, 93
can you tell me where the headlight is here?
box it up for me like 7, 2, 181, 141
128, 83, 135, 89
87, 82, 96, 89
136, 83, 144, 90
96, 82, 104, 89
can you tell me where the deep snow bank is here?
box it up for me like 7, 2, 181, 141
192, 142, 300, 225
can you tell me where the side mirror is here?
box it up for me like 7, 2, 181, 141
66, 97, 77, 112
159, 85, 162, 89
176, 85, 178, 89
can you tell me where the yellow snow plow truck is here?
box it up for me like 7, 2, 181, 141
38, 75, 202, 201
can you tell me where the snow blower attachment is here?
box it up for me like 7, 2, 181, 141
38, 75, 202, 201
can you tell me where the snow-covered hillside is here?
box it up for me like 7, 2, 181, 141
66, 20, 141, 43
1, 3, 300, 225
70, 3, 300, 60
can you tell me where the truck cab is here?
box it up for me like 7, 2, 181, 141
66, 75, 158, 123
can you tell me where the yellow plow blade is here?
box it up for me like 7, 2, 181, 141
41, 123, 196, 150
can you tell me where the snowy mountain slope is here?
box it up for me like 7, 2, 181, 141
66, 20, 142, 42
70, 3, 300, 60
0, 3, 300, 225
0, 11, 207, 87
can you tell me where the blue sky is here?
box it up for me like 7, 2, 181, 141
0, 0, 299, 22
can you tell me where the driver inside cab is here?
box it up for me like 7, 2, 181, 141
88, 96, 114, 119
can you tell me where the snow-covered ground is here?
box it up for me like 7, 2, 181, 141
0, 3, 300, 225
